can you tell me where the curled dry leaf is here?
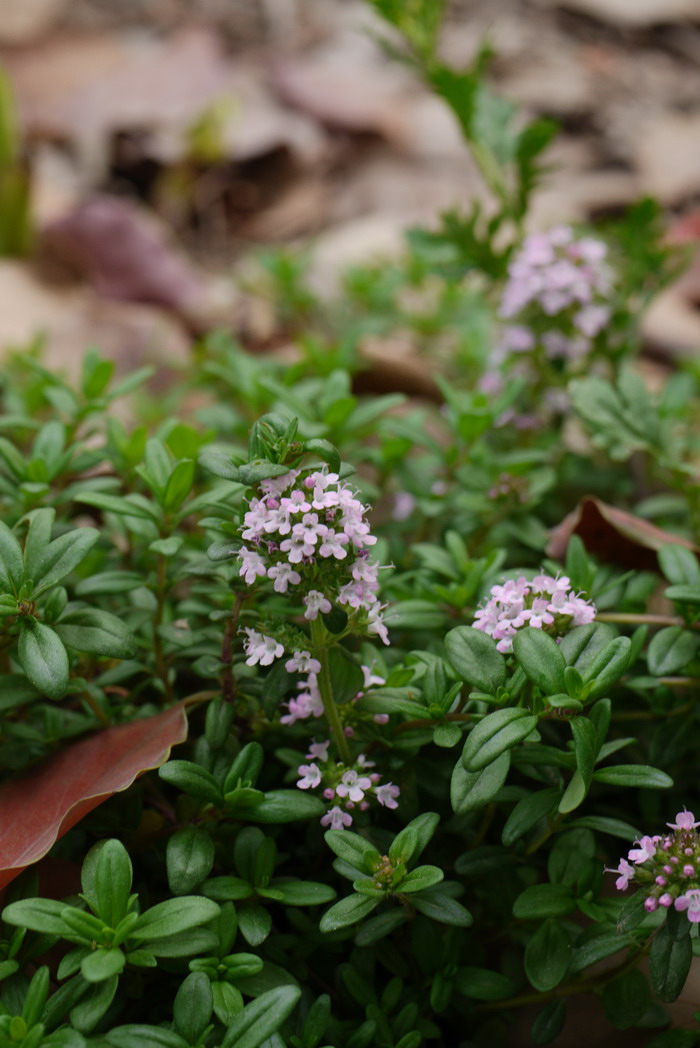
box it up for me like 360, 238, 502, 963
547, 496, 698, 570
0, 703, 188, 890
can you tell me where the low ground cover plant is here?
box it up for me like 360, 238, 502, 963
2, 2, 700, 1046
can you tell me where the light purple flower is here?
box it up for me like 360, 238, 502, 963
297, 763, 322, 790
321, 806, 353, 830
375, 782, 400, 809
242, 628, 284, 667
675, 890, 700, 922
668, 809, 700, 831
267, 562, 301, 593
628, 836, 659, 865
303, 590, 332, 620
336, 770, 373, 803
306, 739, 330, 762
285, 650, 322, 675
238, 547, 267, 585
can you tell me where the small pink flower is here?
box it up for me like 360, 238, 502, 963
303, 591, 332, 620
676, 890, 700, 922
375, 782, 400, 809
668, 809, 700, 831
628, 836, 658, 865
297, 763, 322, 790
306, 739, 330, 762
286, 651, 322, 675
336, 770, 372, 803
321, 806, 353, 830
607, 858, 635, 891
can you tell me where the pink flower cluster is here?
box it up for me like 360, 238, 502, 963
296, 740, 400, 829
608, 809, 700, 922
498, 225, 613, 363
472, 573, 596, 654
237, 468, 389, 644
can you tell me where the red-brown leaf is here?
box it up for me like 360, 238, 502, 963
547, 496, 698, 570
0, 704, 188, 890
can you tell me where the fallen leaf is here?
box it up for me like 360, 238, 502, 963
547, 496, 698, 570
533, 0, 700, 27
41, 195, 208, 320
0, 704, 188, 890
0, 0, 67, 44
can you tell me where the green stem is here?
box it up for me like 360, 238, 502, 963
310, 617, 352, 765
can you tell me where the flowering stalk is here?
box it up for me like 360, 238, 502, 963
310, 616, 352, 766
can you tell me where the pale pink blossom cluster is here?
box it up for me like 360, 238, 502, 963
608, 809, 700, 922
237, 468, 389, 644
498, 225, 613, 363
472, 573, 596, 653
296, 740, 400, 829
281, 664, 389, 728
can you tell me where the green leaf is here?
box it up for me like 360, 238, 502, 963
398, 865, 444, 893
327, 648, 364, 705
74, 571, 146, 596
650, 910, 693, 1002
571, 815, 640, 841
531, 999, 566, 1045
0, 521, 23, 593
325, 830, 380, 875
70, 975, 119, 1034
158, 761, 223, 805
388, 812, 439, 867
666, 584, 700, 606
174, 972, 213, 1044
502, 788, 561, 846
648, 627, 697, 676
55, 607, 137, 659
212, 981, 243, 1026
304, 439, 340, 473
77, 492, 160, 522
408, 889, 472, 926
547, 829, 595, 885
559, 623, 616, 676
592, 764, 673, 788
444, 626, 507, 693
167, 826, 215, 895
91, 839, 133, 927
512, 884, 576, 920
451, 749, 510, 814
2, 897, 68, 934
616, 889, 649, 934
354, 910, 406, 947
248, 790, 326, 823
106, 1027, 188, 1048
130, 897, 220, 941
163, 459, 195, 511
149, 537, 184, 556
658, 544, 700, 586
272, 880, 336, 906
238, 904, 272, 946
512, 628, 566, 695
80, 947, 126, 983
320, 893, 380, 933
220, 986, 302, 1048
454, 967, 517, 1002
31, 528, 99, 598
524, 920, 571, 992
17, 620, 69, 700
601, 969, 650, 1029
238, 461, 290, 486
433, 721, 462, 748
462, 708, 538, 772
571, 934, 629, 973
